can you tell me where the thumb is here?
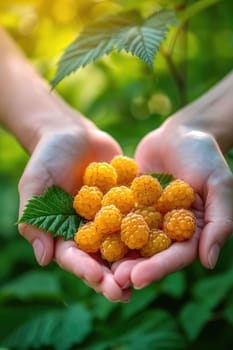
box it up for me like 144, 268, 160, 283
18, 161, 54, 266
134, 130, 164, 174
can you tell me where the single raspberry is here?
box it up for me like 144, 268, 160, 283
94, 205, 122, 235
83, 162, 117, 193
102, 186, 135, 214
140, 229, 172, 257
110, 155, 138, 186
163, 209, 196, 241
74, 222, 102, 253
100, 232, 128, 262
134, 204, 163, 229
156, 179, 195, 214
131, 175, 162, 206
121, 213, 149, 249
73, 185, 103, 220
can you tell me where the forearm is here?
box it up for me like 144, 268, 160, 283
0, 28, 92, 153
169, 71, 233, 153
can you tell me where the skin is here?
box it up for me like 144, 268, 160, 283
1, 27, 233, 301
0, 27, 131, 302
113, 72, 233, 290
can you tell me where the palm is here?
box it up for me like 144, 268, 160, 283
32, 128, 121, 193
113, 126, 233, 290
19, 127, 131, 301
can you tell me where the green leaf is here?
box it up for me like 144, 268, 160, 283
88, 309, 185, 350
0, 238, 33, 279
90, 293, 119, 321
122, 284, 158, 319
149, 172, 175, 188
192, 266, 233, 309
118, 309, 186, 350
18, 185, 83, 240
179, 302, 212, 341
51, 9, 177, 87
0, 271, 62, 301
3, 304, 92, 350
179, 0, 223, 23
0, 304, 56, 341
160, 271, 186, 299
223, 298, 233, 326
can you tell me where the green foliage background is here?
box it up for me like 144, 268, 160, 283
0, 0, 233, 349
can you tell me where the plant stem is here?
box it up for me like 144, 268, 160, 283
177, 13, 188, 106
160, 2, 189, 107
160, 46, 186, 106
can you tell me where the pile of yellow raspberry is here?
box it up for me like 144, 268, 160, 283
73, 155, 196, 263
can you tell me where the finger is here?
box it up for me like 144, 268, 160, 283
199, 169, 233, 269
134, 130, 164, 173
98, 266, 128, 302
18, 168, 54, 266
90, 129, 122, 162
131, 230, 200, 289
121, 287, 132, 303
112, 251, 141, 289
55, 238, 103, 284
55, 239, 128, 302
84, 278, 132, 303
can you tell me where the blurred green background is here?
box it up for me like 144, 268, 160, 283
0, 0, 233, 349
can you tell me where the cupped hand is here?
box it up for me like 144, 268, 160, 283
18, 119, 131, 302
113, 119, 233, 290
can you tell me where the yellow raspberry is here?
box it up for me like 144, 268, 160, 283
102, 186, 135, 214
83, 162, 117, 193
134, 204, 163, 229
73, 186, 103, 220
131, 175, 162, 206
140, 229, 172, 257
94, 205, 122, 235
74, 222, 102, 253
163, 209, 196, 241
100, 232, 128, 262
121, 213, 149, 249
156, 179, 195, 214
110, 155, 138, 186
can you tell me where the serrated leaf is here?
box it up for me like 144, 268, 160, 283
3, 304, 92, 350
179, 302, 212, 341
122, 284, 158, 319
18, 186, 83, 240
118, 309, 186, 350
192, 266, 233, 309
51, 9, 177, 87
90, 293, 119, 321
223, 298, 233, 326
148, 172, 175, 188
0, 271, 62, 301
0, 304, 53, 341
160, 271, 186, 298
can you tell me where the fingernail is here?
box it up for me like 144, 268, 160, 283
32, 239, 45, 266
122, 281, 131, 290
134, 283, 147, 290
208, 243, 220, 269
102, 293, 120, 303
121, 289, 131, 303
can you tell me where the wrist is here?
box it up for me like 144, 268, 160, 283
0, 28, 95, 153
22, 103, 96, 154
1, 70, 96, 153
165, 71, 233, 154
